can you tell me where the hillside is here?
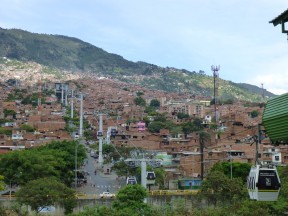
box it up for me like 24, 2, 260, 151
0, 27, 275, 102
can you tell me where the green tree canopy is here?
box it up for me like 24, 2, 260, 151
16, 177, 76, 215
250, 110, 259, 118
199, 171, 246, 206
0, 140, 86, 186
211, 161, 251, 183
0, 175, 5, 191
20, 124, 35, 132
149, 99, 160, 108
177, 112, 190, 119
112, 184, 155, 216
134, 97, 146, 107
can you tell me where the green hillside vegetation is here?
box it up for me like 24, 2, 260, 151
0, 27, 274, 102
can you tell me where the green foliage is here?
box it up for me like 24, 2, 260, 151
71, 205, 115, 216
112, 184, 155, 216
0, 140, 86, 186
136, 91, 144, 96
149, 99, 160, 108
3, 109, 16, 118
147, 121, 166, 133
134, 97, 146, 106
176, 112, 190, 119
211, 162, 251, 182
193, 118, 204, 131
199, 131, 211, 147
16, 177, 76, 214
181, 122, 194, 136
250, 110, 259, 118
21, 93, 38, 107
199, 171, 246, 206
0, 119, 10, 124
144, 106, 156, 114
20, 124, 34, 132
0, 28, 269, 103
0, 127, 12, 135
0, 175, 5, 191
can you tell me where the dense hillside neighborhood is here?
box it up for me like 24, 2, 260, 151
0, 57, 285, 181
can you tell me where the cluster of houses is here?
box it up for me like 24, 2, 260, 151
0, 74, 287, 181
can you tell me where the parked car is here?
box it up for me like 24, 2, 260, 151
100, 191, 115, 198
38, 206, 55, 213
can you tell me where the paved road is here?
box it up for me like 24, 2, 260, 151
76, 150, 126, 195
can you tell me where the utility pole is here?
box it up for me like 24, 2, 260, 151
79, 94, 83, 137
71, 89, 74, 119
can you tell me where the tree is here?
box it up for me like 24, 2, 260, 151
181, 122, 194, 138
0, 175, 5, 191
211, 162, 251, 182
192, 118, 204, 131
250, 110, 259, 118
0, 140, 86, 187
20, 124, 35, 132
134, 97, 146, 107
3, 109, 16, 118
136, 91, 144, 97
148, 121, 165, 133
149, 99, 160, 108
112, 184, 155, 216
16, 177, 76, 215
177, 112, 190, 119
199, 171, 246, 206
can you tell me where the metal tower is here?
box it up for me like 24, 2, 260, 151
211, 65, 220, 125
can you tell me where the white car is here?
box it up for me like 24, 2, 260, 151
38, 206, 56, 213
100, 191, 115, 198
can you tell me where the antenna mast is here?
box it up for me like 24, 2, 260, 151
211, 65, 220, 128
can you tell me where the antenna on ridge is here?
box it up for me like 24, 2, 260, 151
211, 65, 220, 132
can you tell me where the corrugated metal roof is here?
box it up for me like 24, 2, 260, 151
270, 8, 288, 26
262, 93, 288, 143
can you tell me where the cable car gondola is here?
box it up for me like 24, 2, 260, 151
110, 128, 118, 138
146, 171, 156, 185
247, 164, 281, 201
97, 131, 103, 138
126, 176, 137, 185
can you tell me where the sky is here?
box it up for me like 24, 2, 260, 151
0, 0, 287, 95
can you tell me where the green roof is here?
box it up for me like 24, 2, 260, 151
262, 93, 288, 143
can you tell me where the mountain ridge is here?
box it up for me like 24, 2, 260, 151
0, 27, 276, 102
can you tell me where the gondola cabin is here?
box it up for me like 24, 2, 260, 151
97, 131, 103, 138
126, 176, 137, 185
247, 164, 281, 201
137, 121, 146, 132
110, 128, 118, 138
146, 171, 156, 185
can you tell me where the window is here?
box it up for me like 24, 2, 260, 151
275, 156, 279, 161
